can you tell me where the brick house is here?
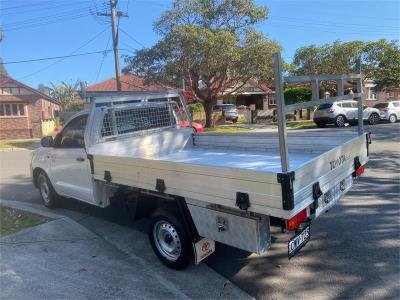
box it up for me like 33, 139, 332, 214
0, 75, 60, 139
362, 79, 400, 107
84, 74, 174, 106
222, 79, 275, 110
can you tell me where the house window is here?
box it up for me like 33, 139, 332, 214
367, 87, 377, 100
268, 94, 276, 106
0, 103, 26, 117
0, 87, 20, 94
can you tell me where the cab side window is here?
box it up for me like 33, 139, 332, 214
55, 114, 88, 148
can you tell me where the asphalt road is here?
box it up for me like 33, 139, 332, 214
1, 123, 399, 299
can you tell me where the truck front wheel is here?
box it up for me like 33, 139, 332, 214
37, 172, 59, 208
149, 212, 193, 270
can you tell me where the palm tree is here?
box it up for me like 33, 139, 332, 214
47, 81, 80, 110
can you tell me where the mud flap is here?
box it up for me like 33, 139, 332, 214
193, 238, 215, 264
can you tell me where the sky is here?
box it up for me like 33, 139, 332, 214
0, 0, 399, 89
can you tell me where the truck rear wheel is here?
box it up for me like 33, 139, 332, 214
149, 211, 193, 270
37, 172, 59, 208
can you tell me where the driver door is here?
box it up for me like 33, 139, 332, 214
50, 113, 94, 204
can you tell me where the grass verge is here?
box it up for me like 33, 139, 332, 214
0, 139, 39, 149
286, 120, 316, 129
205, 125, 253, 133
0, 205, 49, 237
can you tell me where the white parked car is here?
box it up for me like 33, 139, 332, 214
314, 100, 380, 127
374, 101, 400, 123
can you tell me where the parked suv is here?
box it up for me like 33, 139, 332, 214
314, 100, 380, 127
213, 104, 239, 123
374, 101, 400, 123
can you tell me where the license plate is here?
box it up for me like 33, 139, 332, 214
315, 175, 353, 218
193, 238, 215, 264
288, 224, 310, 259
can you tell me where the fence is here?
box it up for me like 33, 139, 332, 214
41, 119, 56, 136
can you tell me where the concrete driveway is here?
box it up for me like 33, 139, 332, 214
1, 123, 399, 299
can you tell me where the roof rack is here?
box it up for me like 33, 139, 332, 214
273, 52, 363, 172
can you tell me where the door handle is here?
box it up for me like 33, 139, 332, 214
76, 157, 85, 162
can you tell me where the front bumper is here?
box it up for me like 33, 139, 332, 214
379, 112, 390, 120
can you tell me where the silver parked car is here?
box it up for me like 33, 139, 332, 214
213, 104, 239, 122
374, 101, 400, 123
314, 100, 380, 127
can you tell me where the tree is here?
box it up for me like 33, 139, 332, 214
38, 83, 51, 95
292, 40, 400, 91
47, 81, 81, 110
123, 0, 281, 127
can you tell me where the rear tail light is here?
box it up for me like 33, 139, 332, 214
356, 165, 365, 177
287, 208, 308, 231
328, 108, 335, 113
353, 157, 365, 178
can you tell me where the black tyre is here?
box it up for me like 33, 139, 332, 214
232, 118, 238, 123
149, 211, 193, 270
315, 122, 325, 128
389, 114, 397, 123
37, 172, 59, 208
348, 120, 358, 126
368, 113, 380, 125
335, 115, 346, 127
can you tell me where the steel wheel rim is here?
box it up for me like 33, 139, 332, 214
153, 220, 181, 261
370, 114, 379, 124
39, 176, 50, 204
337, 116, 345, 127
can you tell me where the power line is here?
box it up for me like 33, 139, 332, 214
119, 28, 146, 48
2, 14, 92, 32
268, 17, 399, 34
1, 1, 98, 16
18, 27, 109, 80
270, 15, 400, 30
265, 22, 400, 36
93, 33, 112, 83
1, 50, 114, 65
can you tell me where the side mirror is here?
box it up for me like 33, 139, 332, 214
41, 136, 54, 147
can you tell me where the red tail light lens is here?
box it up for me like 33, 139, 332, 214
287, 209, 308, 231
356, 165, 365, 177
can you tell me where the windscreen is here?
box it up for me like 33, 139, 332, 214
317, 103, 333, 110
373, 103, 389, 109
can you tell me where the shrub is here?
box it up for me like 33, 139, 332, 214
284, 87, 312, 105
64, 101, 84, 111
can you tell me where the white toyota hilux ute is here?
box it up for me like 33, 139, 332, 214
31, 63, 371, 269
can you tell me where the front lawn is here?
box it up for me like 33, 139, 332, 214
205, 125, 253, 133
0, 139, 39, 149
286, 120, 316, 129
0, 205, 49, 237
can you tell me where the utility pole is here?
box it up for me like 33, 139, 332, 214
97, 0, 127, 91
